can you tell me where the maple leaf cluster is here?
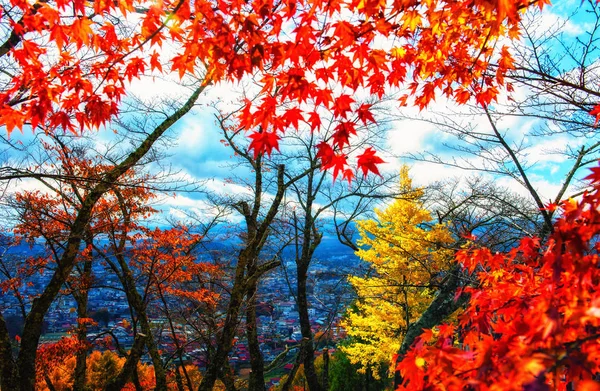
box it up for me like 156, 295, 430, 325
128, 227, 221, 306
35, 336, 88, 378
396, 165, 600, 391
0, 0, 547, 180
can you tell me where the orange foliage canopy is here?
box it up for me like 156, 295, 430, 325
396, 166, 600, 390
0, 0, 548, 179
10, 141, 219, 321
128, 226, 221, 306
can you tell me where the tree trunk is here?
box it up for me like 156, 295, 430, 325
220, 362, 238, 391
295, 205, 322, 391
132, 367, 144, 391
292, 166, 324, 391
198, 253, 249, 391
199, 165, 286, 391
297, 267, 321, 391
175, 365, 186, 391
393, 265, 469, 389
0, 312, 18, 391
246, 279, 266, 391
104, 334, 147, 391
280, 350, 303, 391
73, 255, 93, 391
321, 348, 329, 391
73, 297, 89, 391
116, 254, 167, 391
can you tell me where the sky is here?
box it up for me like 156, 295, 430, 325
2, 0, 598, 231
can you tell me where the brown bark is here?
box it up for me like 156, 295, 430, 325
294, 169, 323, 391
219, 362, 238, 391
280, 350, 303, 391
0, 312, 18, 391
114, 250, 167, 391
73, 244, 93, 391
198, 257, 247, 391
321, 348, 329, 391
132, 367, 144, 391
157, 285, 195, 391
72, 296, 89, 391
297, 270, 321, 391
174, 366, 186, 391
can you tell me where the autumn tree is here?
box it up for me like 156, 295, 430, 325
133, 226, 220, 389
192, 109, 327, 391
275, 138, 396, 391
2, 137, 156, 391
341, 167, 455, 381
96, 224, 218, 391
148, 216, 227, 391
394, 164, 600, 390
0, 81, 209, 391
380, 5, 600, 383
211, 89, 400, 390
0, 130, 220, 391
403, 1, 600, 237
1, 136, 162, 390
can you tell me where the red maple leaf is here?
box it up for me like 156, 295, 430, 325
357, 147, 385, 176
315, 142, 352, 181
584, 164, 600, 184
356, 103, 376, 125
308, 111, 322, 131
282, 107, 304, 130
330, 153, 349, 181
316, 142, 335, 167
248, 130, 280, 158
334, 94, 355, 118
332, 121, 357, 148
341, 168, 354, 184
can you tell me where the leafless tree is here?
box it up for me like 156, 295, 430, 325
403, 2, 600, 237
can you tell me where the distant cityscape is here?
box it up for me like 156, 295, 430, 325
2, 236, 362, 387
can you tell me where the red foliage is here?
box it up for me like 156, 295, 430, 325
396, 164, 600, 390
248, 130, 281, 158
129, 226, 221, 306
36, 336, 87, 377
0, 0, 545, 179
357, 147, 385, 177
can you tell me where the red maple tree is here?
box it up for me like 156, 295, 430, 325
396, 166, 600, 390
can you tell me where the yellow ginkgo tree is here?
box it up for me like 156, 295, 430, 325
342, 167, 456, 378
